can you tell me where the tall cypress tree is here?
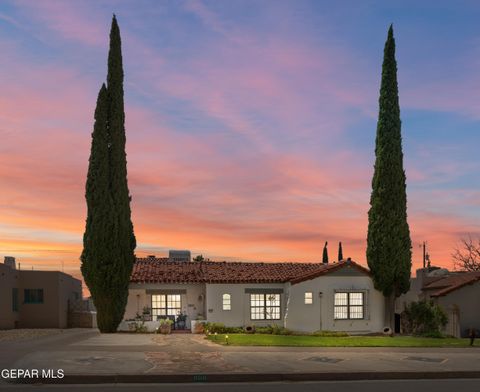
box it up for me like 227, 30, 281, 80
322, 241, 329, 264
367, 25, 412, 331
338, 242, 343, 261
81, 15, 136, 333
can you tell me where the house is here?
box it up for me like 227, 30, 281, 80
121, 255, 386, 333
0, 256, 83, 329
396, 267, 480, 337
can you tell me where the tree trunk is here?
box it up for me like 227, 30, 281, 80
384, 294, 396, 336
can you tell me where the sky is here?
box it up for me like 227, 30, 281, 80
0, 0, 479, 284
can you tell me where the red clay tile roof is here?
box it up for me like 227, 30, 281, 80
130, 258, 368, 284
290, 259, 371, 284
424, 272, 480, 297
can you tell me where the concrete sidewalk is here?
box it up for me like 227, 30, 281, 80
1, 331, 480, 384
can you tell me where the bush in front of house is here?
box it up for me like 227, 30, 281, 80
420, 330, 446, 339
270, 324, 294, 335
204, 322, 243, 334
132, 320, 148, 333
255, 326, 272, 334
251, 324, 294, 335
311, 330, 350, 337
402, 300, 448, 336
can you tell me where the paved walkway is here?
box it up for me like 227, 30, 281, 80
1, 330, 480, 383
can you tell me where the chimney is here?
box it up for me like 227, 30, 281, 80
4, 256, 16, 269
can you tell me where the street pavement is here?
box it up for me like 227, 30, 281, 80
2, 380, 480, 392
0, 330, 480, 384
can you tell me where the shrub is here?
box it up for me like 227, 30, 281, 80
158, 318, 174, 326
156, 318, 174, 335
278, 327, 294, 335
402, 300, 448, 336
420, 330, 446, 338
204, 322, 243, 334
248, 324, 295, 335
270, 324, 294, 335
255, 326, 273, 334
133, 321, 148, 333
312, 330, 349, 337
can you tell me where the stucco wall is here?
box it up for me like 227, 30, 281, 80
58, 274, 82, 328
126, 283, 206, 329
0, 267, 81, 329
125, 270, 384, 333
205, 283, 285, 327
18, 271, 60, 328
434, 282, 480, 337
286, 273, 385, 333
0, 264, 20, 329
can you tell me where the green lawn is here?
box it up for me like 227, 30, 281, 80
206, 334, 470, 347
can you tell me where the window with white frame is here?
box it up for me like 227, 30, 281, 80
151, 294, 181, 318
250, 293, 280, 320
222, 293, 231, 310
304, 292, 313, 304
334, 292, 364, 320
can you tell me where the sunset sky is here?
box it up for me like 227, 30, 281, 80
0, 0, 479, 283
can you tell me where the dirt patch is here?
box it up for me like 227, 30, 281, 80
0, 329, 64, 342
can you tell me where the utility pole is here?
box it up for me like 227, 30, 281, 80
423, 242, 426, 269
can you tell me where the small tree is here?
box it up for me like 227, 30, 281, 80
193, 255, 205, 262
452, 237, 480, 272
322, 242, 329, 264
338, 242, 343, 261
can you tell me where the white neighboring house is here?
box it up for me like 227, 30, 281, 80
120, 256, 385, 333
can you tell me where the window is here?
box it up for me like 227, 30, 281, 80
24, 289, 44, 304
151, 294, 181, 318
250, 293, 281, 320
12, 288, 18, 311
304, 292, 313, 305
222, 294, 231, 310
334, 292, 364, 320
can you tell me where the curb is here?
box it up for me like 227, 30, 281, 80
10, 371, 480, 384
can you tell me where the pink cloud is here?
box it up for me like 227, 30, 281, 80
15, 0, 107, 47
0, 0, 477, 279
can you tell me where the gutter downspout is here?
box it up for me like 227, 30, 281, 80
284, 282, 290, 329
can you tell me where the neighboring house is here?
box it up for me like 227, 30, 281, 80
396, 267, 480, 337
122, 256, 385, 333
0, 257, 82, 329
